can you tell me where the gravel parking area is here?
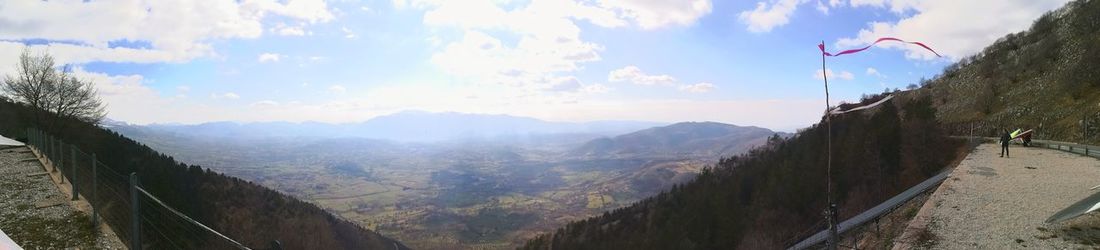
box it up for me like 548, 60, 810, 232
920, 143, 1100, 249
0, 144, 124, 249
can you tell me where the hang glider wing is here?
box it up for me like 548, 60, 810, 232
1047, 191, 1100, 223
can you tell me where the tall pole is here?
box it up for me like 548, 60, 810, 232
821, 41, 832, 205
130, 173, 141, 250
821, 40, 838, 250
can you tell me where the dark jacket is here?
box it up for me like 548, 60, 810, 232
1001, 132, 1011, 146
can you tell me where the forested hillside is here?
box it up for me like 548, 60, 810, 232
0, 99, 406, 249
924, 0, 1100, 143
521, 93, 964, 249
571, 122, 781, 159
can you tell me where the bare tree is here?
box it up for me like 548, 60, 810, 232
2, 49, 107, 128
52, 71, 106, 123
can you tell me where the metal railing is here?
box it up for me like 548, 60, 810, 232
24, 128, 257, 250
1031, 139, 1100, 158
953, 136, 1100, 159
787, 137, 1100, 249
787, 165, 953, 249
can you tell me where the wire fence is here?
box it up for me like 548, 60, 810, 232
25, 128, 263, 250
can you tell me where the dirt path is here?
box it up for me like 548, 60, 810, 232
0, 144, 125, 249
902, 143, 1100, 249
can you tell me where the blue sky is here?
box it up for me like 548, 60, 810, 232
0, 0, 1071, 131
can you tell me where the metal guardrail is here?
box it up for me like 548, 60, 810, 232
787, 166, 953, 250
787, 137, 1100, 249
24, 128, 255, 250
1031, 139, 1100, 158
953, 136, 1100, 159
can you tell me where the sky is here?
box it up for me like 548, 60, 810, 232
0, 0, 1073, 131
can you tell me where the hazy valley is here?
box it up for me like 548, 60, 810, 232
109, 112, 783, 249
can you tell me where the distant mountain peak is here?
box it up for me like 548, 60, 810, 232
571, 121, 783, 159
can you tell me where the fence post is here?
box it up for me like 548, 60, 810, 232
47, 135, 52, 169
71, 145, 78, 201
91, 153, 98, 228
52, 137, 58, 172
58, 141, 65, 184
130, 172, 141, 250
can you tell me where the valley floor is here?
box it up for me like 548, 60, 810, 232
898, 143, 1100, 249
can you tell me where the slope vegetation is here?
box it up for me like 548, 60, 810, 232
923, 0, 1100, 142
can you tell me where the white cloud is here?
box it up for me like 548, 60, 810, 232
0, 41, 200, 75
408, 0, 711, 92
830, 0, 844, 7
848, 0, 920, 13
546, 76, 584, 92
430, 30, 602, 88
816, 0, 831, 14
849, 0, 885, 8
837, 0, 1070, 60
814, 69, 855, 80
342, 27, 357, 39
679, 82, 716, 93
251, 100, 280, 108
272, 23, 309, 36
176, 85, 191, 93
63, 69, 252, 124
0, 0, 334, 65
257, 53, 282, 63
866, 67, 885, 78
211, 92, 241, 99
608, 66, 676, 86
248, 0, 335, 24
407, 0, 710, 30
328, 85, 347, 94
739, 0, 803, 33
580, 84, 611, 94
609, 66, 716, 92
597, 0, 713, 29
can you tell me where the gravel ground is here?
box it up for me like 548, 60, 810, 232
0, 144, 125, 249
923, 143, 1100, 249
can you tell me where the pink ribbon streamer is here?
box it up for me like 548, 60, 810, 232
819, 37, 941, 57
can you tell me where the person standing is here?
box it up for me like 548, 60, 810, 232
1000, 129, 1011, 158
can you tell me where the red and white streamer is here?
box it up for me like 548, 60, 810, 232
819, 37, 941, 57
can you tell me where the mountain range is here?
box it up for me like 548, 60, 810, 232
110, 111, 667, 143
571, 122, 786, 159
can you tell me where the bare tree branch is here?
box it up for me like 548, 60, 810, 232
1, 48, 108, 129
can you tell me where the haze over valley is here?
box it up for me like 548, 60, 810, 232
110, 111, 783, 248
